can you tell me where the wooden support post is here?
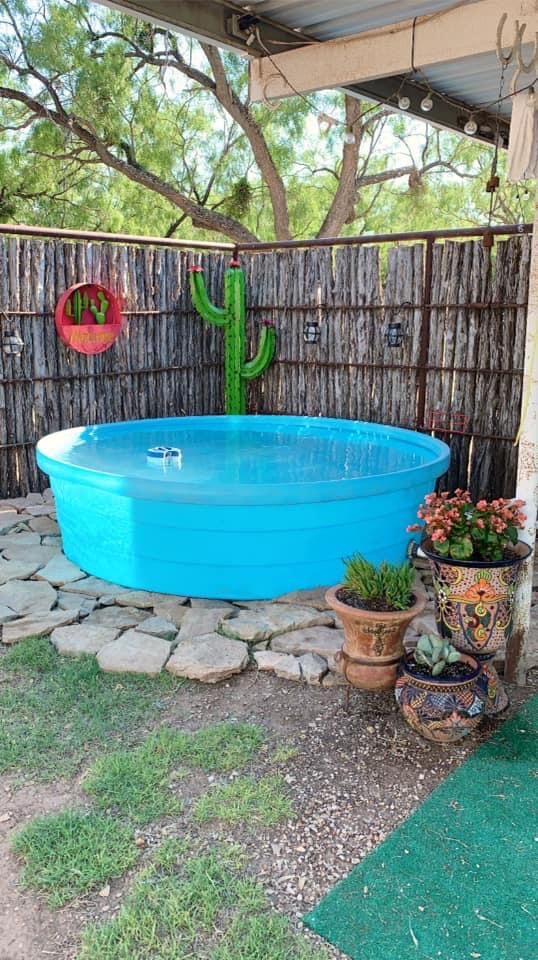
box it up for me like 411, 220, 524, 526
506, 191, 538, 684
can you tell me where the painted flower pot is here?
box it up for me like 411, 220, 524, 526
395, 653, 486, 743
421, 538, 532, 656
325, 586, 425, 691
421, 538, 532, 715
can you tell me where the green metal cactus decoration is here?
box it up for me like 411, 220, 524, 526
189, 260, 276, 415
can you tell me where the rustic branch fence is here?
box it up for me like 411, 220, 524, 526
0, 224, 530, 499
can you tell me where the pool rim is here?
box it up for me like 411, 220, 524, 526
36, 414, 450, 507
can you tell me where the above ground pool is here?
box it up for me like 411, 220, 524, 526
36, 415, 450, 599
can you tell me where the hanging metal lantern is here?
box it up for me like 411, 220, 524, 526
385, 321, 404, 348
2, 330, 24, 356
303, 319, 320, 344
384, 301, 411, 348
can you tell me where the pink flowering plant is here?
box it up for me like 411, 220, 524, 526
407, 489, 526, 562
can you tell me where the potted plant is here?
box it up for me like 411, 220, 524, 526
408, 490, 530, 714
395, 634, 486, 743
325, 555, 424, 691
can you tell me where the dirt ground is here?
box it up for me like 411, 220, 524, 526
1, 667, 536, 960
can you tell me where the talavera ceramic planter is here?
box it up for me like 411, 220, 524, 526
395, 653, 486, 743
421, 538, 531, 715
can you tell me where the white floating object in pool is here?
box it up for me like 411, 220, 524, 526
146, 446, 182, 469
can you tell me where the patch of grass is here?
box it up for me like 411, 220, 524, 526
78, 853, 237, 959
271, 743, 299, 764
0, 638, 183, 780
83, 722, 264, 824
78, 851, 328, 960
214, 913, 329, 960
83, 746, 183, 825
192, 775, 293, 826
3, 636, 58, 673
11, 810, 139, 906
149, 721, 265, 771
152, 837, 191, 870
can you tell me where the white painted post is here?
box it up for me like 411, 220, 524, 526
506, 191, 538, 684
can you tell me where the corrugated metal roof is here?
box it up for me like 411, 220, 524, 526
244, 0, 462, 41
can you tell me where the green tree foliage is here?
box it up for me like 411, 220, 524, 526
0, 0, 532, 240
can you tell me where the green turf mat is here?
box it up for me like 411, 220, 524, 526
305, 695, 537, 960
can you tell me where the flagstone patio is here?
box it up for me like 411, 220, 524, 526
1, 494, 536, 685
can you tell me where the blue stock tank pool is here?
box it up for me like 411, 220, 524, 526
36, 415, 449, 600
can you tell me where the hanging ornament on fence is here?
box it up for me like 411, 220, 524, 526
55, 282, 124, 355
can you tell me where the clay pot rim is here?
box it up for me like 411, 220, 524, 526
421, 537, 532, 569
325, 585, 425, 622
400, 651, 481, 685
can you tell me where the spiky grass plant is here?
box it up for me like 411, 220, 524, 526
342, 555, 415, 610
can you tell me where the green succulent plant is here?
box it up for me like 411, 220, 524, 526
342, 555, 415, 610
414, 634, 461, 676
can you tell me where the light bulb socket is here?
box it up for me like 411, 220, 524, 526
420, 95, 433, 113
464, 117, 478, 135
398, 95, 411, 111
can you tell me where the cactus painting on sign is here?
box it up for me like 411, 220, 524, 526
189, 260, 276, 415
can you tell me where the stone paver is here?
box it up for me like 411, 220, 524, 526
219, 604, 334, 644
0, 510, 20, 534
84, 605, 150, 629
22, 504, 56, 517
51, 623, 121, 656
271, 626, 344, 664
56, 591, 97, 617
2, 543, 59, 566
189, 598, 235, 610
0, 532, 41, 549
152, 600, 189, 628
0, 558, 41, 584
61, 576, 122, 598
178, 607, 235, 643
115, 589, 186, 609
166, 632, 249, 683
35, 554, 85, 586
408, 612, 438, 636
274, 587, 332, 611
254, 650, 299, 676
28, 517, 60, 535
321, 670, 348, 687
0, 579, 57, 616
0, 604, 18, 624
134, 616, 177, 641
298, 652, 328, 684
97, 629, 172, 676
1, 609, 77, 644
273, 654, 302, 681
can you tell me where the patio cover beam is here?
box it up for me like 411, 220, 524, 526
249, 0, 535, 102
97, 1, 507, 144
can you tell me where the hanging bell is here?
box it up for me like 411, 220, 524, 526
486, 174, 500, 193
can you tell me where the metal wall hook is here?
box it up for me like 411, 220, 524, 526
496, 13, 538, 92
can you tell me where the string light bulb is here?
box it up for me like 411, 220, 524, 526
464, 116, 478, 135
343, 129, 356, 144
420, 94, 434, 112
398, 94, 411, 111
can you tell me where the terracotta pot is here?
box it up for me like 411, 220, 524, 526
325, 586, 425, 691
395, 652, 486, 743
